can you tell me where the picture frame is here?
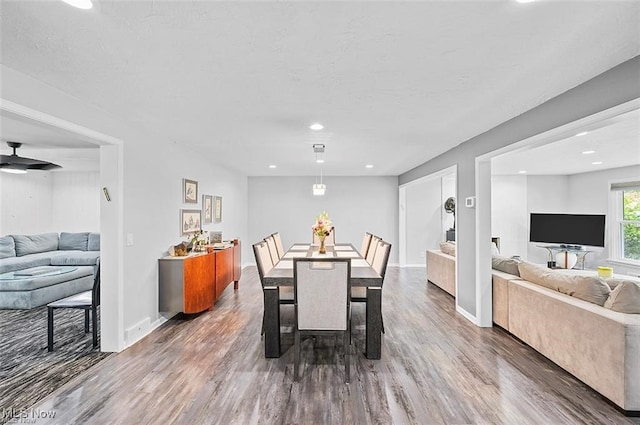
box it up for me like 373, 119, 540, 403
183, 178, 198, 204
202, 194, 213, 224
213, 195, 223, 223
181, 209, 201, 235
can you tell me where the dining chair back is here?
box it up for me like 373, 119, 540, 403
264, 235, 279, 266
253, 240, 294, 337
253, 241, 274, 281
365, 236, 380, 265
293, 258, 351, 382
312, 228, 335, 245
360, 232, 373, 258
47, 264, 101, 352
352, 240, 391, 335
272, 232, 285, 260
372, 241, 392, 280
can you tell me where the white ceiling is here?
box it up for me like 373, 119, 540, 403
1, 1, 639, 176
492, 108, 640, 176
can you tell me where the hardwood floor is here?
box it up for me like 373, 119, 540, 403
26, 267, 638, 425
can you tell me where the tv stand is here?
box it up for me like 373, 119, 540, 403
538, 245, 593, 270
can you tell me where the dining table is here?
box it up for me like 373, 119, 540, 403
262, 243, 383, 359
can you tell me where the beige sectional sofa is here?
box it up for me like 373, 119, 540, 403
426, 248, 455, 296
492, 261, 640, 415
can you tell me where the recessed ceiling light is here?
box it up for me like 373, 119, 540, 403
518, 170, 527, 174
62, 0, 93, 9
365, 164, 374, 169
515, 0, 536, 3
309, 123, 324, 131
576, 131, 589, 137
316, 159, 325, 164
268, 165, 277, 169
592, 161, 603, 165
582, 150, 595, 155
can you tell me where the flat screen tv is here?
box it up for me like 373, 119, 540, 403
529, 213, 606, 248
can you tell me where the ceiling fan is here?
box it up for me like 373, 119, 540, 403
0, 141, 62, 174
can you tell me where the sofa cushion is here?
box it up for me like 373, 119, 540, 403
0, 253, 53, 274
439, 241, 456, 257
59, 232, 89, 251
50, 251, 100, 266
556, 275, 611, 306
88, 233, 100, 251
518, 262, 561, 291
604, 281, 640, 313
518, 262, 611, 306
11, 233, 59, 256
492, 255, 520, 276
0, 236, 16, 259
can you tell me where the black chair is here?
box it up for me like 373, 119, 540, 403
47, 264, 100, 351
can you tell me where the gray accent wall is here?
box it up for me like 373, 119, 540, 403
399, 56, 640, 319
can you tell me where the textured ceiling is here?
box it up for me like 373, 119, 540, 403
1, 1, 639, 176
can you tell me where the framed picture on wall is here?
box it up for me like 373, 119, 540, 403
181, 209, 201, 235
213, 195, 222, 223
183, 178, 198, 204
203, 194, 213, 224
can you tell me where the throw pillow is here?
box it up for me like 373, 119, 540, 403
604, 281, 640, 314
556, 275, 611, 306
59, 232, 89, 251
517, 262, 560, 291
0, 236, 16, 259
88, 233, 100, 251
492, 255, 520, 276
439, 241, 456, 257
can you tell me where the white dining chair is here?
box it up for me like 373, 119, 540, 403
293, 258, 351, 383
272, 232, 285, 260
264, 235, 279, 266
360, 232, 373, 258
352, 240, 391, 334
253, 241, 294, 336
365, 236, 380, 265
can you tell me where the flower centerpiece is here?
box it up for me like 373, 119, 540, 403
312, 211, 333, 254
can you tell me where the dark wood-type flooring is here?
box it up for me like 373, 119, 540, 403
25, 267, 640, 424
0, 306, 111, 424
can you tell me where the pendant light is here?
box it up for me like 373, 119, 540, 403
312, 144, 326, 196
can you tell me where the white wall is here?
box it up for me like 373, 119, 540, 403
403, 172, 456, 266
1, 171, 100, 234
248, 176, 398, 263
1, 171, 53, 234
405, 177, 439, 266
491, 175, 528, 257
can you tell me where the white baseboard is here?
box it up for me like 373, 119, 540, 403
455, 305, 478, 325
400, 264, 426, 268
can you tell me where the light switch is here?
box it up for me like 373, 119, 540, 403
126, 233, 134, 246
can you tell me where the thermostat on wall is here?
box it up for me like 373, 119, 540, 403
465, 196, 476, 208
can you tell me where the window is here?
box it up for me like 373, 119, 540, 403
621, 189, 640, 261
610, 181, 640, 264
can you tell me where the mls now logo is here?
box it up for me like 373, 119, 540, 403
1, 408, 57, 423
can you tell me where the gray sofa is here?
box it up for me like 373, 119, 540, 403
0, 232, 100, 309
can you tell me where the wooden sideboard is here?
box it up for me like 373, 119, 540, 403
159, 240, 241, 313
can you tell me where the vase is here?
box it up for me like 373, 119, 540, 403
319, 236, 326, 254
